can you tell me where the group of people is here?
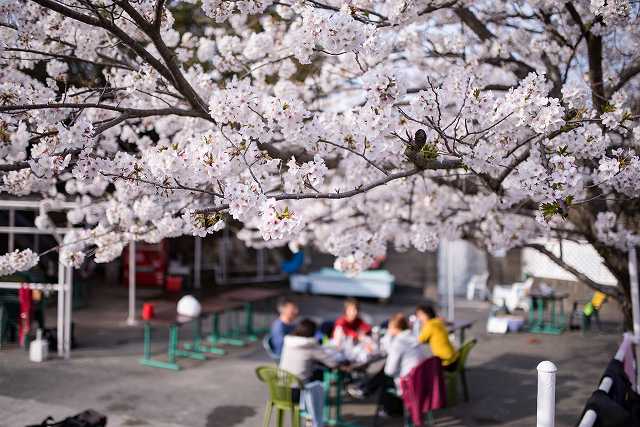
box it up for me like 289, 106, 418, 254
268, 297, 459, 425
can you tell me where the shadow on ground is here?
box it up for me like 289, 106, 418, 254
206, 405, 256, 427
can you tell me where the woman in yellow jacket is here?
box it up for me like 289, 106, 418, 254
415, 305, 458, 369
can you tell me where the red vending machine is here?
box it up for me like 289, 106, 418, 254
122, 241, 167, 288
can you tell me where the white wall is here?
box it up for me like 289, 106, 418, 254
438, 240, 488, 297
522, 240, 618, 287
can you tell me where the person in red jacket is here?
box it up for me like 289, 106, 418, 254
333, 298, 372, 343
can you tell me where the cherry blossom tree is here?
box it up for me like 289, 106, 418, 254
1, 0, 639, 320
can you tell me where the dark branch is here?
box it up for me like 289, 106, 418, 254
525, 243, 623, 300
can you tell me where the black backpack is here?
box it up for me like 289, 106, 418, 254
26, 409, 107, 427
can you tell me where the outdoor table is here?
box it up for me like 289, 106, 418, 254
221, 287, 283, 342
139, 309, 206, 371
447, 319, 475, 345
200, 298, 246, 348
528, 292, 569, 335
322, 355, 384, 427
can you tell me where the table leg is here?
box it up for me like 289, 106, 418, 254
168, 324, 177, 363
184, 317, 225, 355
528, 297, 535, 328
335, 370, 343, 422
208, 312, 245, 346
323, 370, 361, 427
323, 370, 332, 423
139, 322, 181, 370
537, 298, 544, 328
243, 302, 258, 342
173, 322, 206, 361
143, 322, 151, 360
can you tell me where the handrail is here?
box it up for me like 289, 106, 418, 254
0, 281, 66, 291
577, 333, 634, 427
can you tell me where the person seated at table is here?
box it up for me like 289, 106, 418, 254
415, 304, 458, 369
347, 313, 428, 400
270, 297, 299, 356
280, 318, 338, 427
333, 298, 372, 344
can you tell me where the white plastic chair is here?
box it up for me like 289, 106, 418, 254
466, 273, 490, 301
492, 278, 534, 312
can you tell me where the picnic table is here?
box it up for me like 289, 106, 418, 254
139, 309, 206, 371
140, 298, 247, 370
220, 287, 283, 342
528, 292, 569, 335
322, 357, 383, 427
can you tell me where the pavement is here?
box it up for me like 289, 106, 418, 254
0, 284, 625, 427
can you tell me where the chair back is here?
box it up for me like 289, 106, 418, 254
262, 334, 280, 361
319, 320, 334, 338
255, 366, 302, 409
453, 339, 477, 373
400, 356, 447, 423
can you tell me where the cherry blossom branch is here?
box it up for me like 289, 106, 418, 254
114, 0, 209, 113
0, 103, 198, 117
0, 148, 82, 173
100, 172, 223, 197
609, 58, 640, 96
3, 47, 135, 71
318, 139, 388, 175
199, 161, 461, 214
0, 103, 210, 135
29, 0, 208, 116
565, 2, 606, 114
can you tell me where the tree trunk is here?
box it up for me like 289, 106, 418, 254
594, 245, 634, 330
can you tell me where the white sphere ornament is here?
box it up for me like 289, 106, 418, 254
176, 295, 202, 318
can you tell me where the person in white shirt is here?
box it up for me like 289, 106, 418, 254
279, 319, 338, 427
384, 313, 429, 390
348, 313, 428, 399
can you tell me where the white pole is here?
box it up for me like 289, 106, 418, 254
57, 258, 65, 357
447, 241, 455, 322
628, 244, 640, 390
64, 266, 72, 359
8, 209, 14, 252
127, 242, 137, 325
537, 361, 557, 427
194, 237, 202, 290
628, 245, 640, 338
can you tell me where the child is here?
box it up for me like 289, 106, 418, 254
333, 298, 372, 344
415, 305, 458, 368
347, 313, 427, 417
384, 313, 429, 386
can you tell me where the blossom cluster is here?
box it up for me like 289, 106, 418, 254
0, 249, 39, 277
0, 0, 639, 279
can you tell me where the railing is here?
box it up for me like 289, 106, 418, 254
576, 332, 635, 427
537, 333, 636, 427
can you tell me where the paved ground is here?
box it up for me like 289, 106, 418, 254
0, 284, 624, 427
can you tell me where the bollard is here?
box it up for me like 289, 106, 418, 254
537, 361, 557, 427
